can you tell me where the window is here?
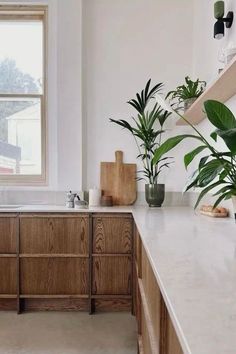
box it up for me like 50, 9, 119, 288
0, 6, 47, 185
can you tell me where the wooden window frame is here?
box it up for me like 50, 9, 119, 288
0, 5, 48, 186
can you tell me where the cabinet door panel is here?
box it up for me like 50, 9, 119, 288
20, 216, 89, 254
166, 313, 183, 354
92, 256, 131, 295
142, 245, 161, 344
0, 217, 17, 254
21, 258, 89, 295
0, 258, 17, 294
93, 216, 132, 254
141, 303, 153, 354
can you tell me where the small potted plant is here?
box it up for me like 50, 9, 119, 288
110, 79, 173, 207
153, 96, 236, 216
166, 76, 206, 111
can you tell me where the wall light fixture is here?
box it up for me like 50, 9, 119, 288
214, 1, 234, 39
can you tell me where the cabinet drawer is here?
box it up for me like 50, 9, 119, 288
0, 258, 17, 294
92, 256, 131, 295
20, 216, 89, 254
93, 216, 132, 254
20, 258, 89, 295
0, 217, 17, 254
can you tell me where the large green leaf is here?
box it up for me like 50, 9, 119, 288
184, 145, 207, 169
197, 159, 223, 187
183, 169, 199, 192
194, 180, 227, 209
204, 100, 236, 130
215, 128, 236, 154
153, 134, 202, 165
213, 191, 233, 209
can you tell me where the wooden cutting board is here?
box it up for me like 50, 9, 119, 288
100, 151, 137, 205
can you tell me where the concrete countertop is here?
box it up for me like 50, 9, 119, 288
132, 207, 236, 354
1, 204, 236, 353
0, 204, 133, 213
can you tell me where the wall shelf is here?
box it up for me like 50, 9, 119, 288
176, 56, 236, 126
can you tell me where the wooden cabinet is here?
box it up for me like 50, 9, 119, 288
21, 258, 89, 295
0, 258, 17, 295
20, 215, 89, 255
92, 256, 131, 295
134, 226, 183, 354
18, 214, 90, 312
0, 212, 133, 313
0, 215, 17, 254
93, 216, 132, 254
0, 214, 18, 311
91, 214, 133, 312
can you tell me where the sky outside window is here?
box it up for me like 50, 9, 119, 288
0, 21, 43, 93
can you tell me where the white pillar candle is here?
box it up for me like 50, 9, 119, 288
89, 188, 101, 207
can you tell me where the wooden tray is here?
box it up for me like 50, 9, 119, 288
200, 210, 229, 218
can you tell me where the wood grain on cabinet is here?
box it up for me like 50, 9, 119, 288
0, 258, 17, 294
142, 245, 161, 347
20, 214, 89, 255
93, 215, 132, 254
141, 302, 154, 354
20, 258, 89, 296
23, 298, 88, 312
160, 300, 183, 354
94, 298, 131, 312
0, 212, 134, 313
0, 215, 17, 254
92, 256, 131, 295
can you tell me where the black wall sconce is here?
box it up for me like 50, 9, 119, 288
214, 1, 234, 39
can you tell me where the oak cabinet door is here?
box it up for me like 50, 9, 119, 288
21, 258, 89, 295
20, 215, 89, 255
92, 256, 131, 295
0, 216, 17, 254
93, 216, 132, 254
0, 258, 17, 294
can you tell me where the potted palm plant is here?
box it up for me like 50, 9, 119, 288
166, 76, 206, 111
153, 96, 236, 216
110, 79, 172, 207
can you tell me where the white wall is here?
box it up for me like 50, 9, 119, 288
83, 0, 194, 192
57, 0, 83, 191
2, 0, 234, 198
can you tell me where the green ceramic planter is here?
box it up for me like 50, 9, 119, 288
145, 184, 165, 207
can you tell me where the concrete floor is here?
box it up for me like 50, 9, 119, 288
0, 312, 137, 354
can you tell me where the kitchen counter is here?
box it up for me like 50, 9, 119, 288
133, 207, 236, 354
0, 204, 133, 213
1, 204, 236, 353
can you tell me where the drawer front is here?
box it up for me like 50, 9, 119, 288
0, 258, 17, 294
20, 216, 89, 254
0, 217, 17, 254
92, 256, 131, 295
93, 216, 132, 254
21, 258, 89, 295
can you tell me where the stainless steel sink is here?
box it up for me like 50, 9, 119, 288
0, 205, 22, 209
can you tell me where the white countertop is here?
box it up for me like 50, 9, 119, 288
0, 204, 133, 213
132, 207, 236, 354
1, 204, 236, 353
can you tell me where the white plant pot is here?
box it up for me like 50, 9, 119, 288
232, 196, 236, 219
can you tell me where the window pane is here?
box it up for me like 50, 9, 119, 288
0, 21, 43, 94
0, 98, 42, 175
